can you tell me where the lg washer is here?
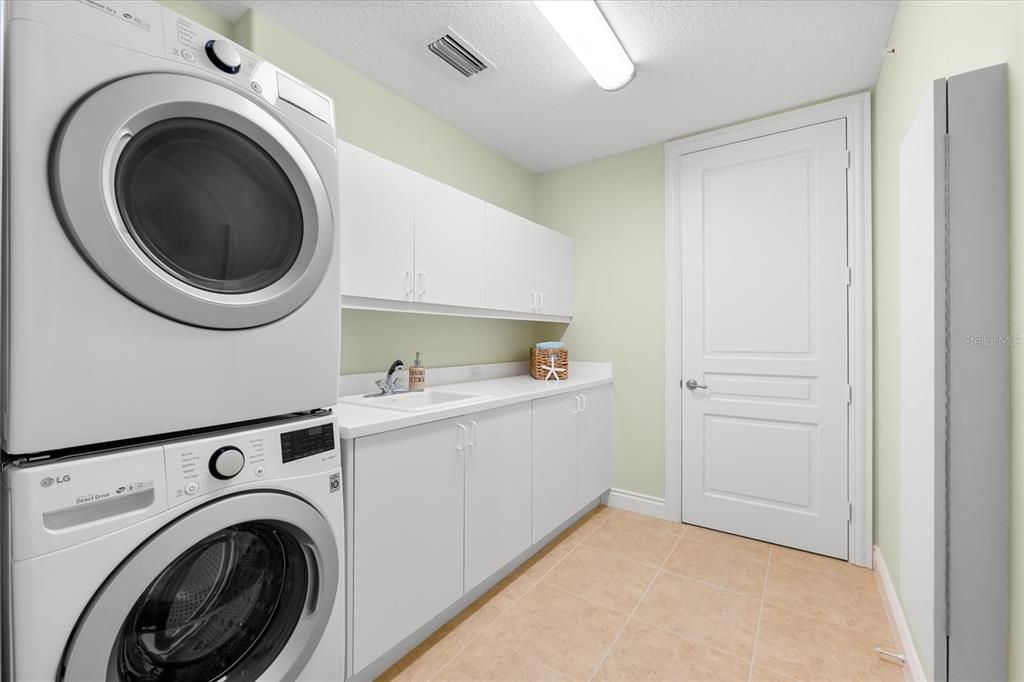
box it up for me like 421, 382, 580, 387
2, 412, 345, 681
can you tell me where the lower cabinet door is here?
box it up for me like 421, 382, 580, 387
532, 392, 580, 542
464, 403, 533, 592
578, 385, 614, 507
351, 418, 465, 673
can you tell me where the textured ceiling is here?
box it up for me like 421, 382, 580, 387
200, 0, 897, 172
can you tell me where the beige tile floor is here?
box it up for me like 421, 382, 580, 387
380, 506, 905, 682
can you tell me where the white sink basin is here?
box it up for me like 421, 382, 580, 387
339, 390, 489, 412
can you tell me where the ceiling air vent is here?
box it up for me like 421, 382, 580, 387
428, 32, 488, 78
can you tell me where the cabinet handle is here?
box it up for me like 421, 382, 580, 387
529, 291, 537, 311
573, 394, 582, 414
405, 271, 414, 300
417, 272, 426, 299
456, 423, 467, 452
580, 394, 587, 412
538, 291, 544, 311
468, 420, 478, 448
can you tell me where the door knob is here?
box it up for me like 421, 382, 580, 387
684, 379, 707, 390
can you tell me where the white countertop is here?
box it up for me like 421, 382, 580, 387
335, 363, 612, 439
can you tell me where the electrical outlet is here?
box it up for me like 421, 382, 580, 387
469, 366, 482, 379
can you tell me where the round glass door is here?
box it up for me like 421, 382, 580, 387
61, 493, 339, 682
116, 522, 307, 681
51, 73, 335, 329
115, 118, 303, 295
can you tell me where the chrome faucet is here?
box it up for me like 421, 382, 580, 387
375, 359, 407, 395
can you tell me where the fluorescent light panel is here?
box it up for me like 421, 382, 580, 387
533, 0, 635, 91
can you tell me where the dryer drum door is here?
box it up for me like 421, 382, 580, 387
51, 73, 335, 329
61, 492, 339, 682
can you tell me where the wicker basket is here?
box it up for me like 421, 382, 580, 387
530, 347, 569, 380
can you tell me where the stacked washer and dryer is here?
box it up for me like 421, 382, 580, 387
1, 1, 346, 680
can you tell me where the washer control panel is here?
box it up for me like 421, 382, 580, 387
164, 413, 338, 507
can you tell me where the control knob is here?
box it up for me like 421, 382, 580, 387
205, 39, 242, 74
209, 446, 245, 480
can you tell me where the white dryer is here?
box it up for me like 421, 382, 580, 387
2, 1, 341, 455
2, 412, 344, 681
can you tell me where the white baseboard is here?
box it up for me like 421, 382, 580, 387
874, 546, 925, 682
605, 488, 669, 519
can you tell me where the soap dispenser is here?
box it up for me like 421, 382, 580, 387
409, 351, 426, 392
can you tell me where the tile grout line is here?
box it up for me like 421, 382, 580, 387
422, 510, 617, 682
624, 612, 761, 668
759, 599, 898, 643
747, 544, 774, 681
585, 525, 689, 681
427, 508, 622, 680
770, 555, 878, 588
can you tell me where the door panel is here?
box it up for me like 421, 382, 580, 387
414, 174, 486, 307
352, 418, 464, 672
484, 204, 535, 313
679, 119, 849, 559
465, 404, 532, 592
338, 142, 415, 301
532, 393, 579, 542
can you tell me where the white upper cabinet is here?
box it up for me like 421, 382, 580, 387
338, 141, 572, 320
338, 141, 415, 302
414, 174, 486, 308
483, 204, 536, 314
532, 224, 573, 317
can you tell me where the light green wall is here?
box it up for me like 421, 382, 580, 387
535, 146, 665, 497
871, 0, 1024, 674
342, 311, 565, 374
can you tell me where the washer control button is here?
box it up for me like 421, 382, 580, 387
180, 48, 196, 62
205, 39, 242, 74
209, 446, 246, 480
251, 81, 263, 94
255, 465, 265, 478
185, 482, 199, 495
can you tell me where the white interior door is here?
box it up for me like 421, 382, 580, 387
679, 119, 849, 559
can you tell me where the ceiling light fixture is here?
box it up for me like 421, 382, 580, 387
533, 0, 636, 91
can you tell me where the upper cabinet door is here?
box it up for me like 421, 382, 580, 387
484, 204, 536, 314
338, 141, 415, 301
414, 174, 486, 308
532, 224, 573, 317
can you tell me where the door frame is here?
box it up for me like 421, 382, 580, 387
662, 92, 873, 567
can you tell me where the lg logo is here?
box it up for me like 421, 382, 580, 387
40, 474, 71, 488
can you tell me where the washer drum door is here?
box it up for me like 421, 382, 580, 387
51, 72, 335, 329
61, 492, 339, 682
